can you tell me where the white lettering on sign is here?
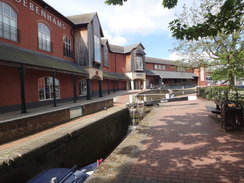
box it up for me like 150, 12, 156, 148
15, 0, 65, 30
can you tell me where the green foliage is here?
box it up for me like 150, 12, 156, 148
105, 0, 243, 40
162, 0, 178, 9
170, 0, 244, 40
197, 86, 244, 102
105, 0, 178, 8
171, 0, 243, 90
104, 0, 126, 6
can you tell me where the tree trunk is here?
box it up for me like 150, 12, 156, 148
229, 72, 235, 90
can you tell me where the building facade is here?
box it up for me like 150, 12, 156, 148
0, 0, 206, 113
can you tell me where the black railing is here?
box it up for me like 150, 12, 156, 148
0, 22, 19, 42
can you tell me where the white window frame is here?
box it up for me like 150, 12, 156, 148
38, 77, 60, 101
104, 45, 109, 66
63, 35, 72, 58
79, 79, 87, 96
94, 35, 101, 63
135, 56, 143, 71
0, 2, 18, 41
38, 23, 51, 52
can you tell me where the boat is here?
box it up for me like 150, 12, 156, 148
27, 159, 102, 183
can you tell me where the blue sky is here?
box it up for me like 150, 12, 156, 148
44, 0, 195, 60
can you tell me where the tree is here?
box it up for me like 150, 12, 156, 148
104, 0, 178, 8
105, 0, 244, 89
104, 0, 244, 40
171, 0, 243, 90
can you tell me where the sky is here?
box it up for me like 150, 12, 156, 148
43, 0, 196, 60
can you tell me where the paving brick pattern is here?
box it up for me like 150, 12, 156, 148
126, 99, 244, 183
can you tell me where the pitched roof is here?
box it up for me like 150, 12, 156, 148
109, 43, 144, 54
103, 71, 129, 80
145, 57, 191, 67
145, 70, 198, 79
67, 12, 97, 25
67, 12, 104, 37
145, 57, 178, 66
109, 44, 125, 54
0, 43, 88, 75
124, 43, 144, 53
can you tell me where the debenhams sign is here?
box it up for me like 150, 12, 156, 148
15, 0, 65, 30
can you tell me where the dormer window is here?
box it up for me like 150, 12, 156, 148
135, 56, 143, 71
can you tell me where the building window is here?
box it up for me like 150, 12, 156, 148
94, 35, 101, 63
177, 67, 186, 72
38, 77, 60, 101
63, 36, 72, 58
0, 2, 18, 41
135, 56, 143, 71
154, 64, 165, 70
79, 79, 87, 96
38, 23, 51, 52
159, 65, 165, 70
104, 45, 108, 66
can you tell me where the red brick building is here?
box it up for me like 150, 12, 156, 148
0, 0, 206, 113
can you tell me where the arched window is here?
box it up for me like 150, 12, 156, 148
63, 36, 72, 58
38, 23, 51, 52
0, 2, 18, 41
78, 79, 87, 96
38, 77, 60, 101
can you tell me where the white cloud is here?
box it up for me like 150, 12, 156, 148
43, 0, 198, 58
108, 0, 174, 35
43, 0, 188, 37
103, 30, 128, 45
168, 52, 182, 60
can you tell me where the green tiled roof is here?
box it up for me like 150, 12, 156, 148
103, 71, 129, 80
145, 70, 198, 79
0, 43, 88, 75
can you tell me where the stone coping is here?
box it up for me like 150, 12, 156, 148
86, 106, 161, 183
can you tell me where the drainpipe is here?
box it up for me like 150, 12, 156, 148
108, 80, 110, 95
52, 72, 57, 107
19, 65, 27, 113
99, 80, 103, 97
72, 75, 77, 103
86, 79, 91, 100
114, 54, 118, 92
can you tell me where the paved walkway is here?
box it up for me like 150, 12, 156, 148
0, 90, 139, 152
1, 92, 244, 183
88, 97, 244, 183
0, 90, 138, 123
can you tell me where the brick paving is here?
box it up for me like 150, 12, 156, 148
123, 99, 244, 183
1, 92, 244, 183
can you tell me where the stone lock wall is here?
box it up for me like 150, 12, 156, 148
0, 99, 114, 144
0, 109, 70, 144
0, 106, 130, 183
